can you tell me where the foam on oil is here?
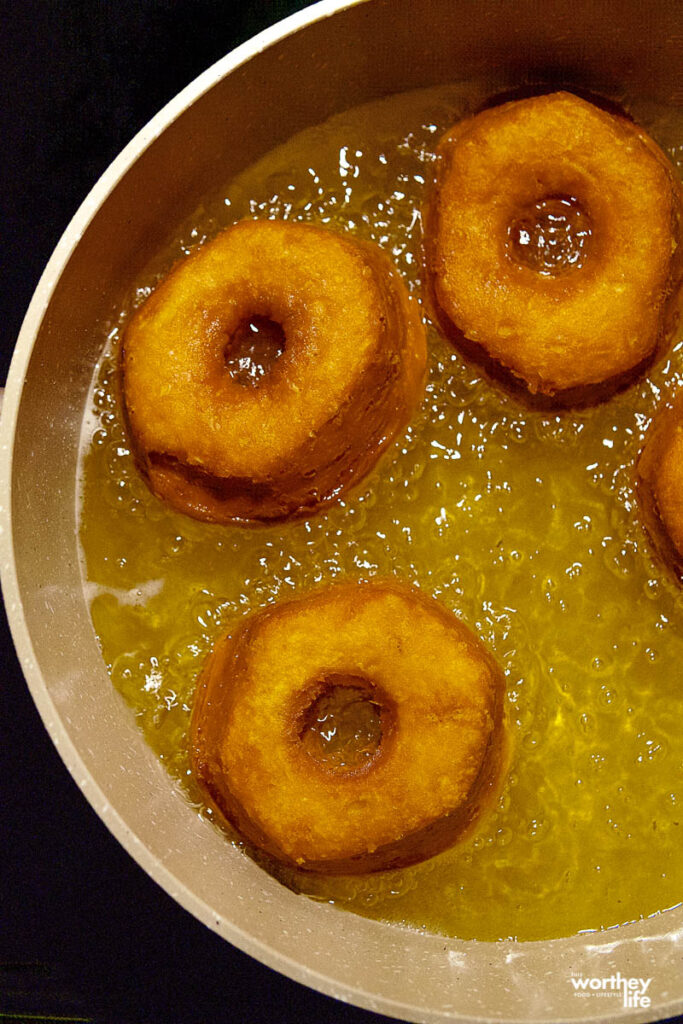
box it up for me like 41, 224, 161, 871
78, 83, 683, 942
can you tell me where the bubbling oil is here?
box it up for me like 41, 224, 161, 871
79, 82, 683, 942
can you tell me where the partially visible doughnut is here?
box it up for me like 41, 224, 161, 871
637, 392, 683, 581
425, 91, 683, 404
191, 581, 506, 874
122, 220, 426, 523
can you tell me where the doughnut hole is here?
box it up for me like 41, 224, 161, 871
298, 675, 389, 773
224, 314, 286, 386
508, 195, 593, 276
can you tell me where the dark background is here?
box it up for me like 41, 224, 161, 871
1, 3, 682, 1024
0, 1, 394, 1021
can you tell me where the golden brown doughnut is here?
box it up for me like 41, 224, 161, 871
191, 581, 506, 874
122, 220, 426, 523
425, 91, 683, 404
637, 392, 683, 581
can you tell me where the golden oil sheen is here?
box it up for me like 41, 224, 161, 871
79, 83, 683, 942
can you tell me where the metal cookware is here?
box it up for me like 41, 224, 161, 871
2, 1, 681, 1020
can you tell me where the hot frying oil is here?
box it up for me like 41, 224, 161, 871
79, 83, 683, 942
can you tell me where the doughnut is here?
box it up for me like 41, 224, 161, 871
122, 220, 426, 523
191, 580, 506, 874
637, 392, 683, 581
424, 91, 683, 404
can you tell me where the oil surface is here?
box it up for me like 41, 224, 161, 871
79, 83, 683, 942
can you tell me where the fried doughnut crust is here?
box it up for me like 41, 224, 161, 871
122, 220, 426, 523
637, 392, 683, 582
425, 91, 683, 404
191, 581, 507, 874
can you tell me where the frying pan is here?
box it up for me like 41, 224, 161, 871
2, 1, 682, 1021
